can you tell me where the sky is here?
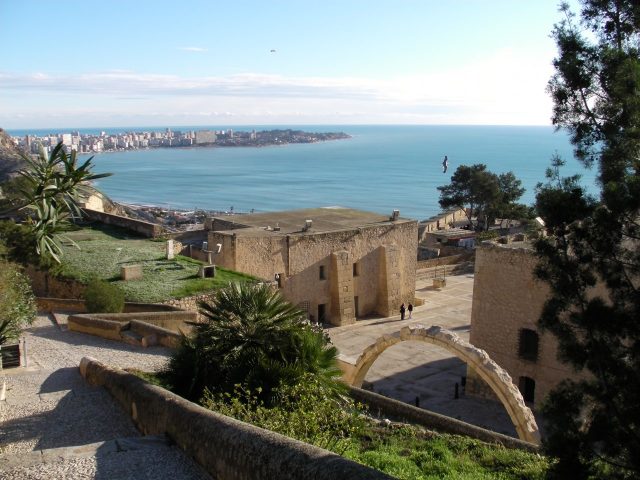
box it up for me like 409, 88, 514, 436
0, 0, 580, 129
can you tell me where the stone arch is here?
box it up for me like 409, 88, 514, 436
343, 325, 540, 444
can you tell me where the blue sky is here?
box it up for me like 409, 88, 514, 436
0, 0, 578, 128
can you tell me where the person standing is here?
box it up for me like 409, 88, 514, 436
400, 303, 406, 320
408, 303, 413, 319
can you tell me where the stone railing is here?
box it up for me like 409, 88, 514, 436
79, 357, 392, 480
349, 387, 538, 452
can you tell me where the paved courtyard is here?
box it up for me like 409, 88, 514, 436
1, 273, 532, 479
328, 273, 521, 437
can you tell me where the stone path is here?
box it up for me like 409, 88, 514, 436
329, 273, 522, 437
0, 314, 210, 479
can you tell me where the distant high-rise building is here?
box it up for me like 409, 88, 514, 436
195, 130, 216, 144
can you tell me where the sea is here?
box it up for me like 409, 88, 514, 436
7, 125, 597, 221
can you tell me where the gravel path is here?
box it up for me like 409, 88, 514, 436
0, 314, 209, 479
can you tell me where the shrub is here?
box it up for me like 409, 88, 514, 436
475, 230, 499, 242
202, 375, 367, 454
0, 259, 36, 344
84, 278, 125, 313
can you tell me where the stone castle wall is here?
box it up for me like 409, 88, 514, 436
207, 221, 417, 326
467, 244, 586, 407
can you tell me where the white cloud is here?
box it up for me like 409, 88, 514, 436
0, 49, 555, 126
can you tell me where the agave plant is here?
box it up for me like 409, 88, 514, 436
17, 142, 111, 262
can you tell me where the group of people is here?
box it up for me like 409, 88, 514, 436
399, 302, 413, 320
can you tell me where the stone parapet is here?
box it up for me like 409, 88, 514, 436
349, 387, 538, 452
79, 357, 393, 480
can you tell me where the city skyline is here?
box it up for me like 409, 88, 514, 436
1, 0, 579, 128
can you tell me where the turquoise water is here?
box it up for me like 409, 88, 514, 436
13, 125, 597, 220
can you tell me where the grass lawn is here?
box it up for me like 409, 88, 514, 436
342, 425, 548, 480
56, 224, 255, 303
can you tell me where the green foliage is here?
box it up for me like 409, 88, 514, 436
0, 259, 36, 344
83, 278, 125, 313
438, 164, 526, 231
0, 220, 53, 268
474, 230, 499, 242
534, 1, 640, 478
202, 375, 366, 454
164, 282, 344, 402
13, 142, 111, 263
344, 426, 549, 480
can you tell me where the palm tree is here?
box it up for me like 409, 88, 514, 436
165, 282, 345, 403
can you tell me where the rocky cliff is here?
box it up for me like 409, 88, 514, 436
0, 128, 27, 183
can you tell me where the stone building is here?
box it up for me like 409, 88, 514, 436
205, 207, 418, 326
466, 242, 588, 408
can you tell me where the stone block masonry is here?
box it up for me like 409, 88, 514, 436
79, 357, 393, 480
330, 251, 355, 325
121, 264, 143, 281
468, 244, 591, 408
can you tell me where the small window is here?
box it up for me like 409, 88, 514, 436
353, 262, 359, 277
354, 296, 359, 317
319, 265, 326, 280
519, 376, 536, 403
518, 328, 539, 361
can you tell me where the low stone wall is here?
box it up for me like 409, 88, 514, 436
129, 320, 181, 348
67, 311, 196, 347
349, 387, 538, 452
79, 357, 392, 480
92, 311, 197, 333
68, 315, 127, 341
37, 297, 185, 314
416, 252, 475, 270
83, 208, 164, 238
161, 293, 213, 314
27, 267, 86, 298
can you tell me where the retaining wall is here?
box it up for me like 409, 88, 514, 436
79, 357, 392, 480
36, 297, 183, 314
67, 311, 196, 347
83, 208, 164, 238
349, 387, 538, 452
416, 252, 474, 270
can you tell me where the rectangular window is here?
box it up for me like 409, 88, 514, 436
354, 296, 359, 317
353, 262, 359, 277
319, 265, 326, 280
518, 329, 539, 361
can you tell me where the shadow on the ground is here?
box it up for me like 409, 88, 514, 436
1, 368, 138, 453
363, 354, 522, 437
